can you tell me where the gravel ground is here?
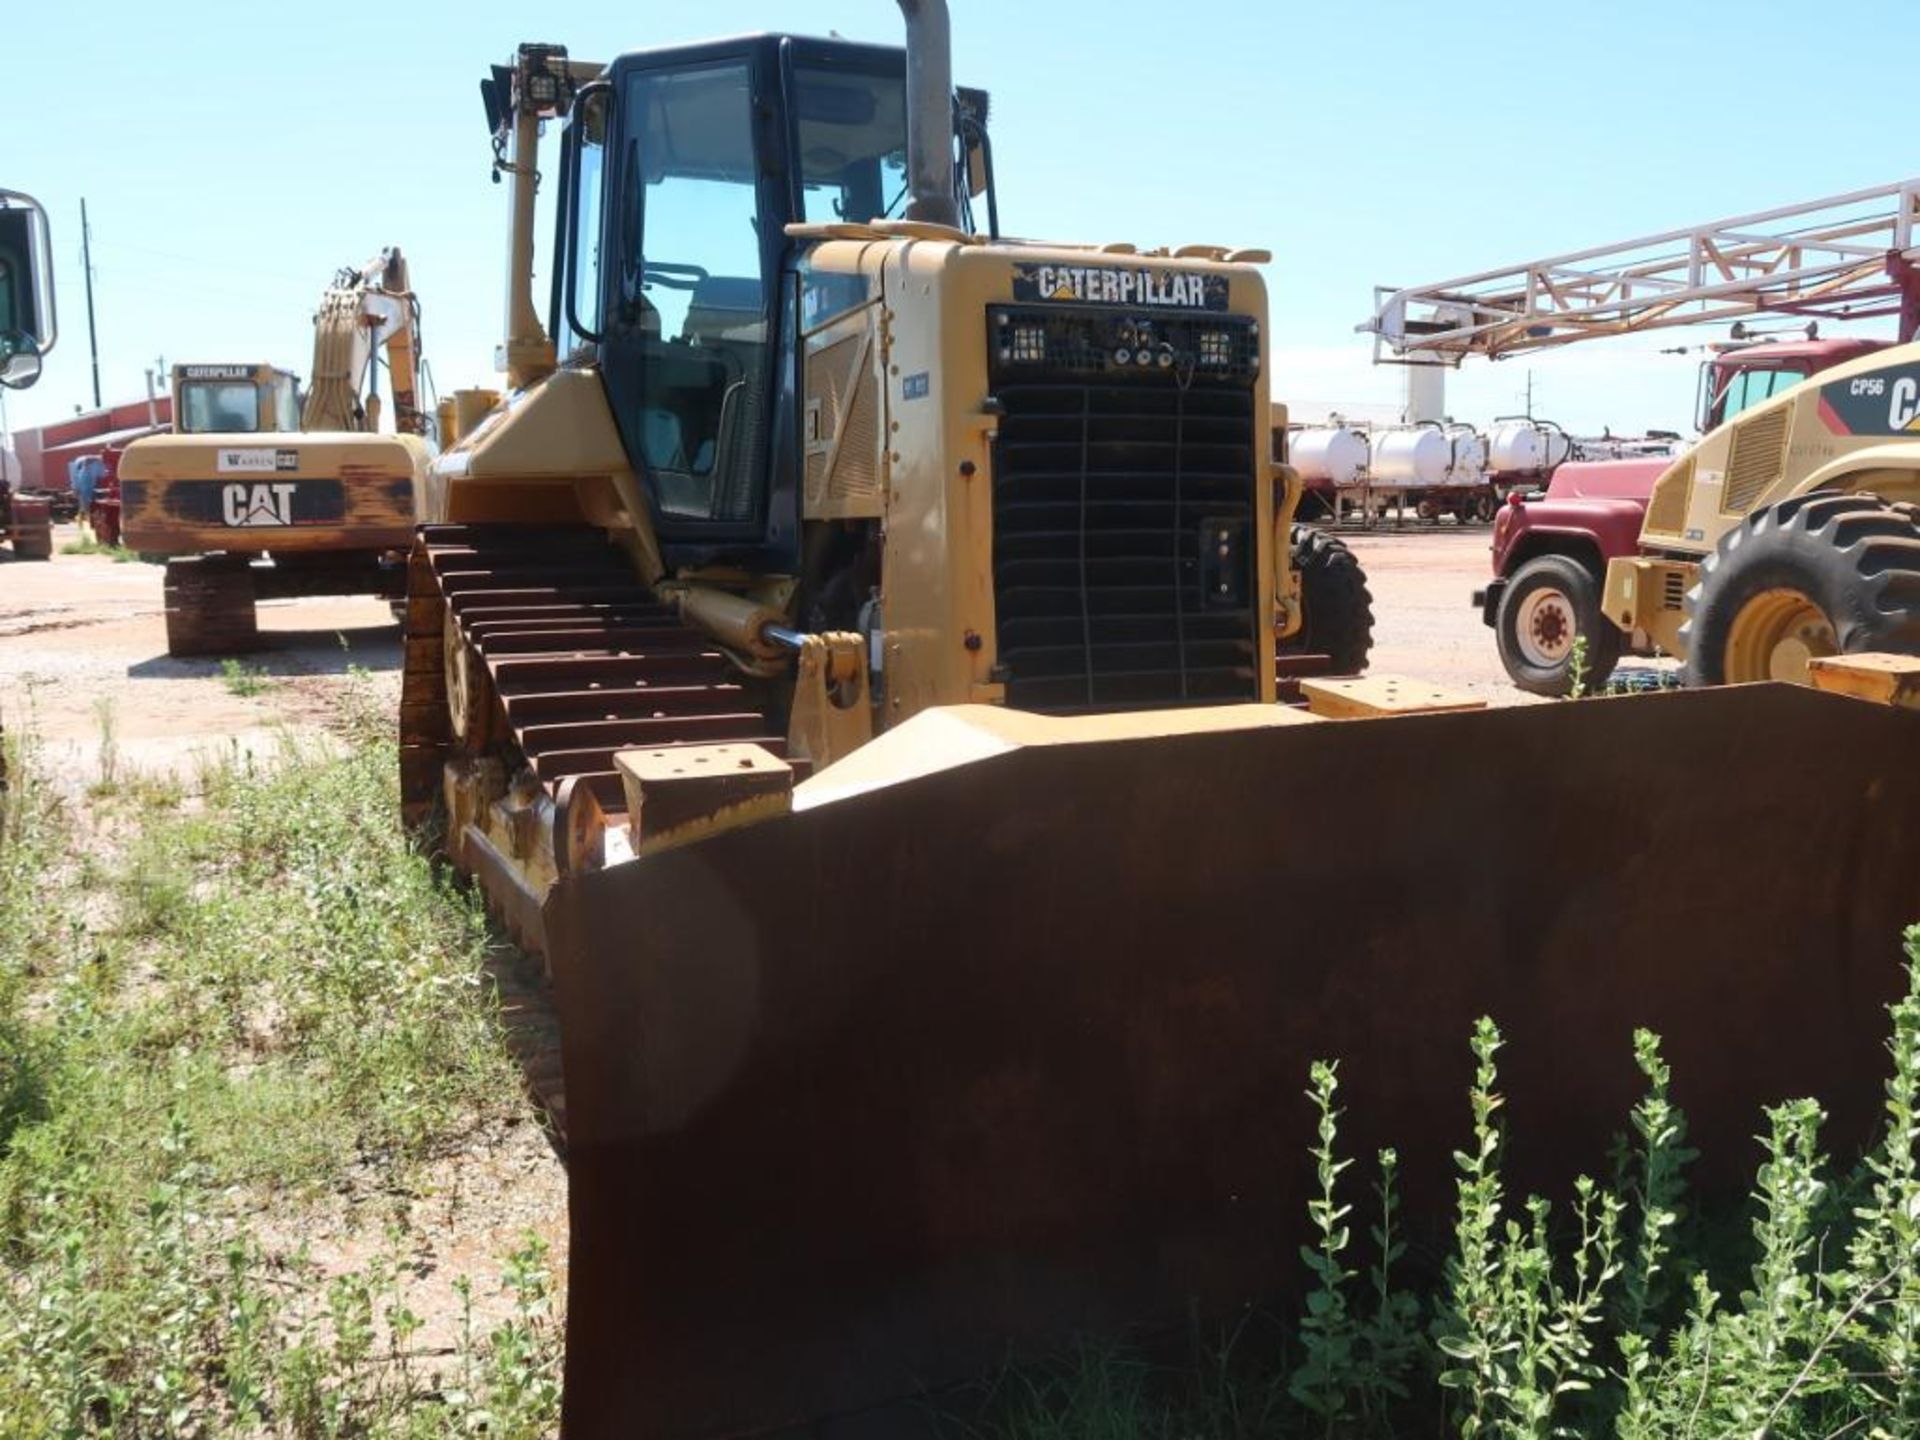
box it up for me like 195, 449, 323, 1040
1336, 521, 1535, 704
0, 531, 405, 777
0, 521, 1534, 768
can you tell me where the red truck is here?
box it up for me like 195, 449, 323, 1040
1473, 335, 1889, 693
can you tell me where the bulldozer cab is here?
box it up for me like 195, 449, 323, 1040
549, 36, 992, 569
171, 363, 301, 435
0, 190, 54, 390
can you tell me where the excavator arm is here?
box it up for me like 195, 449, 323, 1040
301, 248, 427, 435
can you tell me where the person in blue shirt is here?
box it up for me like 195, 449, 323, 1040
69, 453, 106, 516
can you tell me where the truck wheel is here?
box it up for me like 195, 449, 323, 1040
1290, 524, 1374, 674
1495, 553, 1620, 696
1681, 491, 1920, 686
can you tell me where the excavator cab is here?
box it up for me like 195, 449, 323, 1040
545, 37, 991, 565
0, 190, 54, 390
171, 363, 301, 435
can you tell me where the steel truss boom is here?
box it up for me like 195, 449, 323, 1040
1362, 179, 1920, 364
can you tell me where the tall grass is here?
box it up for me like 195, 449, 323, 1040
0, 723, 559, 1438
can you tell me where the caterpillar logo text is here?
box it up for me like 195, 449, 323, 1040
1820, 363, 1920, 435
1010, 262, 1230, 311
1890, 376, 1920, 430
222, 482, 297, 528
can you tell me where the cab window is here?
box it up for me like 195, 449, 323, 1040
559, 87, 609, 358
620, 61, 770, 524
795, 67, 910, 225
271, 376, 299, 432
181, 382, 263, 434
1714, 367, 1805, 427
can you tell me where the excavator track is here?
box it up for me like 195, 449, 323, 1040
398, 522, 801, 1143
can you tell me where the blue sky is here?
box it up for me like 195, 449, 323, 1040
5, 0, 1917, 439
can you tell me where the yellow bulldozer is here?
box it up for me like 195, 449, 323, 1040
1604, 343, 1920, 683
118, 250, 432, 655
399, 9, 1920, 1437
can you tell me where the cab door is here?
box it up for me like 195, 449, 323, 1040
595, 44, 793, 560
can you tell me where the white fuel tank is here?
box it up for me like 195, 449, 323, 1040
1486, 419, 1572, 477
1370, 425, 1452, 487
1445, 424, 1486, 486
1290, 426, 1370, 487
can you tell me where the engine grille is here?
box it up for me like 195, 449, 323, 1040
987, 306, 1260, 712
1722, 405, 1790, 516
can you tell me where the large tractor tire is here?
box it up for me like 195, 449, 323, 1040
1290, 524, 1374, 674
1681, 491, 1920, 687
1495, 552, 1621, 696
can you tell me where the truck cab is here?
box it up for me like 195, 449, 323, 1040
171, 363, 301, 435
0, 191, 54, 391
1477, 334, 1889, 694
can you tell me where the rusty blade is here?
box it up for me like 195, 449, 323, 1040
546, 683, 1920, 1439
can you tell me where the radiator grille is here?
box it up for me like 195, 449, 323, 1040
988, 308, 1260, 712
1722, 406, 1790, 516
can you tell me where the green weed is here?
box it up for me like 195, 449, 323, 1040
990, 931, 1920, 1440
218, 658, 272, 698
59, 530, 138, 562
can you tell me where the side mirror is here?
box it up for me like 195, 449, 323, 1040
0, 329, 43, 390
0, 191, 55, 390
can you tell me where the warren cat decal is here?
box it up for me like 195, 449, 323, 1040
1818, 364, 1920, 436
216, 447, 299, 474
1011, 263, 1230, 312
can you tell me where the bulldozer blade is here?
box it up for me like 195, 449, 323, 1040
545, 684, 1920, 1438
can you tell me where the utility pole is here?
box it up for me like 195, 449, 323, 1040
81, 197, 101, 410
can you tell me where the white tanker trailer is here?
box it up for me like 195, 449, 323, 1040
1284, 413, 1582, 526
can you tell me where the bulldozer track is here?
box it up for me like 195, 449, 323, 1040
398, 522, 801, 1144
396, 523, 1336, 1143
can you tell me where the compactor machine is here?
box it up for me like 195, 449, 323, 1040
119, 250, 431, 655
1603, 347, 1920, 683
404, 11, 1920, 1438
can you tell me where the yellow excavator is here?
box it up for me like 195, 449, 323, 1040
118, 250, 432, 655
400, 10, 1920, 1437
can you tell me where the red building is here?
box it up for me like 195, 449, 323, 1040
8, 394, 173, 494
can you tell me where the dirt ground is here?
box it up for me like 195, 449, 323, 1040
0, 522, 1526, 774
1337, 521, 1534, 704
0, 534, 406, 776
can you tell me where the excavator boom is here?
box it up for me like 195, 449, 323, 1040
302, 248, 426, 435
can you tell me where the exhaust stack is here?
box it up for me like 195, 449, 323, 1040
896, 0, 958, 229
